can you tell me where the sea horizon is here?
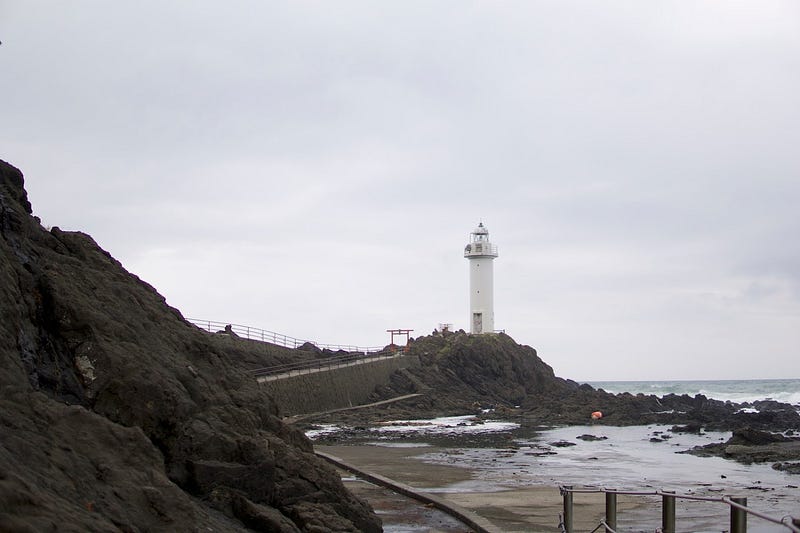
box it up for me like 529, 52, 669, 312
583, 377, 800, 406
582, 377, 799, 383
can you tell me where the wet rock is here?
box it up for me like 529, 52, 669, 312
670, 423, 704, 434
729, 427, 791, 446
576, 434, 608, 441
772, 462, 800, 474
681, 427, 800, 471
550, 440, 577, 447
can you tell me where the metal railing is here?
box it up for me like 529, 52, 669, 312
464, 242, 499, 257
187, 319, 385, 353
559, 486, 800, 533
251, 348, 402, 379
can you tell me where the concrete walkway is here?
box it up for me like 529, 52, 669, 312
284, 393, 423, 423
256, 352, 406, 383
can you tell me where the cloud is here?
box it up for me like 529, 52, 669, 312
2, 1, 799, 379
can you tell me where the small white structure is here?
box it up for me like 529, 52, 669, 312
463, 222, 499, 334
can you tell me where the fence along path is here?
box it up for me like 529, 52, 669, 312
188, 318, 400, 380
191, 319, 799, 531
559, 485, 800, 533
188, 319, 386, 353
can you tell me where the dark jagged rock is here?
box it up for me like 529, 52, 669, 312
363, 332, 568, 417
576, 434, 607, 441
670, 423, 704, 434
0, 159, 381, 531
773, 462, 800, 474
729, 427, 793, 446
682, 428, 800, 471
323, 328, 800, 435
296, 342, 322, 355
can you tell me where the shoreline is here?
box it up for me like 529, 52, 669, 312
317, 444, 624, 532
317, 449, 499, 532
316, 429, 800, 532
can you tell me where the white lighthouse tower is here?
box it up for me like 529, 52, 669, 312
464, 222, 499, 334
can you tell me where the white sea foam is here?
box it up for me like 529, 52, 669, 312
587, 378, 800, 407
374, 415, 519, 435
698, 389, 800, 405
304, 415, 519, 440
364, 441, 431, 448
304, 424, 342, 439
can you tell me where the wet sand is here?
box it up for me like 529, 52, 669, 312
318, 444, 653, 532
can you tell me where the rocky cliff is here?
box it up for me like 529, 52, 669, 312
372, 331, 570, 414
353, 331, 800, 432
0, 159, 381, 532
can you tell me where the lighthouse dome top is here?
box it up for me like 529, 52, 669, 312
472, 222, 489, 236
464, 221, 498, 258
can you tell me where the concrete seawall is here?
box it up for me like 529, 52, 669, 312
260, 354, 420, 416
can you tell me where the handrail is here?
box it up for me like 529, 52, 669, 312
559, 485, 800, 533
187, 318, 385, 353
251, 349, 400, 378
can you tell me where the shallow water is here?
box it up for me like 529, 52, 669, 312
310, 417, 800, 532
415, 424, 799, 532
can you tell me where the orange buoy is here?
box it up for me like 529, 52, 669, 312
591, 411, 603, 420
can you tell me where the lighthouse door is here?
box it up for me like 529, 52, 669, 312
472, 313, 483, 334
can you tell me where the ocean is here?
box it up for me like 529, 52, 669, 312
308, 379, 800, 532
585, 378, 800, 407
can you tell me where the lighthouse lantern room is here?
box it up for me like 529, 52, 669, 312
463, 222, 499, 334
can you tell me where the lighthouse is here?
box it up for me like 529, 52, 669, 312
464, 222, 499, 334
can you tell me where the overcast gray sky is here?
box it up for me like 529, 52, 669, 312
2, 1, 798, 381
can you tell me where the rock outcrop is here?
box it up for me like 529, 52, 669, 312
331, 330, 800, 433
683, 427, 800, 471
0, 159, 380, 532
363, 331, 569, 417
